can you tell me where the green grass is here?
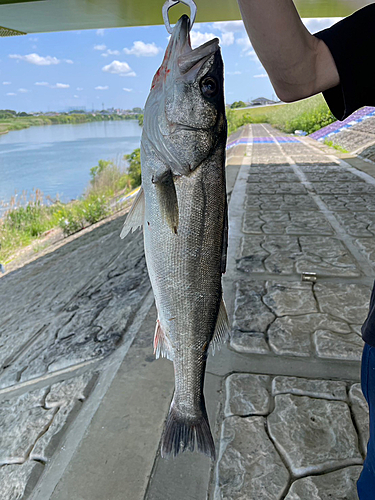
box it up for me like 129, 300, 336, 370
0, 149, 142, 263
323, 139, 349, 154
227, 94, 336, 135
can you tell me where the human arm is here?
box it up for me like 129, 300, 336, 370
237, 0, 340, 102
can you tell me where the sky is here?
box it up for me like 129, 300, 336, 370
0, 17, 341, 113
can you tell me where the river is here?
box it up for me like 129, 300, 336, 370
0, 119, 142, 213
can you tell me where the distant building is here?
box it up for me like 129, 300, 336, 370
250, 97, 278, 106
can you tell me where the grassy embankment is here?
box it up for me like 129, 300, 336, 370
227, 94, 336, 135
0, 149, 141, 264
0, 111, 143, 135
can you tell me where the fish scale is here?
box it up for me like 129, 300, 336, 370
121, 14, 228, 460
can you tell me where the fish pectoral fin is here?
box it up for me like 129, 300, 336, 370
211, 298, 230, 354
154, 320, 173, 360
155, 169, 179, 234
120, 187, 145, 239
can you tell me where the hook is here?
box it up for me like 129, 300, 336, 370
162, 0, 197, 34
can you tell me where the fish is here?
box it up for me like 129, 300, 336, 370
121, 14, 229, 460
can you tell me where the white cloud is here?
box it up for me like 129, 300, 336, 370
96, 29, 105, 36
95, 85, 109, 90
53, 83, 70, 89
227, 70, 242, 75
35, 81, 49, 86
28, 37, 38, 42
94, 44, 106, 51
212, 21, 245, 33
236, 37, 257, 59
2, 81, 11, 85
9, 53, 60, 65
123, 87, 133, 92
102, 60, 136, 77
76, 87, 83, 91
74, 95, 79, 98
254, 73, 268, 78
190, 31, 217, 49
101, 48, 120, 57
220, 32, 234, 46
6, 92, 16, 96
303, 17, 342, 33
123, 41, 160, 57
64, 59, 73, 64
18, 88, 28, 93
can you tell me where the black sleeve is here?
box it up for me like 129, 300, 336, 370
314, 3, 375, 121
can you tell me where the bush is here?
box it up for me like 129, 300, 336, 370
125, 148, 141, 188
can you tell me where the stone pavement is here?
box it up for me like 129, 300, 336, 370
212, 123, 375, 500
1, 123, 375, 499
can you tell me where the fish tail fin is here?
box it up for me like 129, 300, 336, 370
161, 400, 215, 460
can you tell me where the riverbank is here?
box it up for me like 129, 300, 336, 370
0, 149, 141, 265
0, 111, 143, 135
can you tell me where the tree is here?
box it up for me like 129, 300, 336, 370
125, 148, 141, 188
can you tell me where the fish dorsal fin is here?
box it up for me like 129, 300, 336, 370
211, 298, 230, 354
120, 187, 145, 239
154, 319, 174, 361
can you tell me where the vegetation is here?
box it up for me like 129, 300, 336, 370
0, 111, 143, 136
227, 94, 336, 135
230, 100, 247, 109
0, 148, 142, 263
323, 139, 349, 154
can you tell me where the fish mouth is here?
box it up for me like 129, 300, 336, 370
170, 15, 219, 74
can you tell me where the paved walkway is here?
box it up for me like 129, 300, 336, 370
1, 124, 375, 499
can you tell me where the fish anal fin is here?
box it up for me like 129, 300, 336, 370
154, 320, 173, 360
211, 298, 230, 354
120, 187, 145, 239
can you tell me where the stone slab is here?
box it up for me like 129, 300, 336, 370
268, 394, 362, 476
237, 235, 359, 276
272, 376, 347, 400
314, 283, 371, 325
246, 183, 307, 195
284, 466, 362, 500
243, 211, 334, 235
320, 194, 375, 212
215, 416, 289, 500
268, 313, 350, 358
0, 373, 95, 468
264, 281, 318, 316
245, 194, 317, 212
0, 461, 44, 500
313, 331, 363, 361
312, 182, 375, 195
335, 212, 375, 237
0, 219, 151, 388
225, 374, 270, 416
232, 281, 275, 333
349, 383, 369, 456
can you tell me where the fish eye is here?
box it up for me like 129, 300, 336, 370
200, 76, 218, 98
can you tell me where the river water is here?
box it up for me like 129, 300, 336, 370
0, 119, 142, 212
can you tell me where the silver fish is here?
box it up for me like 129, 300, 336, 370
121, 14, 229, 460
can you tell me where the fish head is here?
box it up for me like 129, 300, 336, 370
144, 15, 226, 176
